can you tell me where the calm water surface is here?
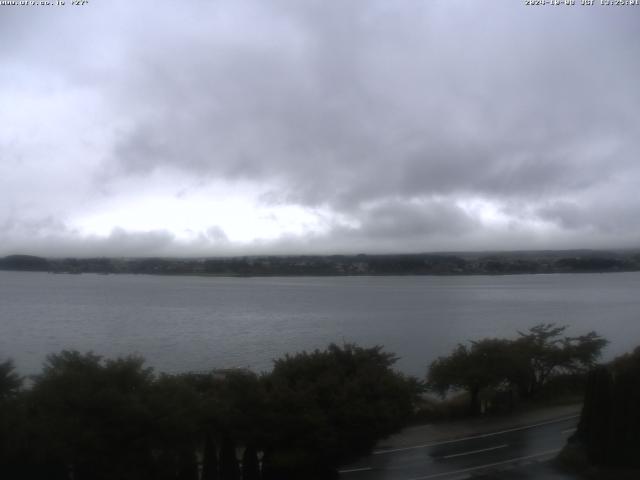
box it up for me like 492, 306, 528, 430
1, 271, 639, 376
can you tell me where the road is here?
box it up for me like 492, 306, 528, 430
339, 415, 579, 480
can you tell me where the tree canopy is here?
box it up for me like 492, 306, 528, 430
0, 344, 421, 480
427, 324, 607, 414
0, 359, 22, 400
575, 346, 640, 468
511, 324, 607, 398
263, 343, 422, 478
428, 339, 514, 415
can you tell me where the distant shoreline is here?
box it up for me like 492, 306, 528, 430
2, 250, 640, 277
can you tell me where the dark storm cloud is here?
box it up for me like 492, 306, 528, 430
1, 0, 640, 255
106, 1, 639, 204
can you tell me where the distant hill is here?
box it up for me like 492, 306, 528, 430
0, 254, 50, 272
2, 250, 640, 276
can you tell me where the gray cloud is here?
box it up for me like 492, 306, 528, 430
106, 1, 638, 203
352, 200, 477, 240
1, 1, 640, 255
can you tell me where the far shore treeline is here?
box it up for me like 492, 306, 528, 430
3, 249, 640, 276
1, 327, 638, 479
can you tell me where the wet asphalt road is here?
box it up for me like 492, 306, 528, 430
339, 416, 579, 480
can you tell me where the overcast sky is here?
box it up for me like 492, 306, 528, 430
1, 0, 639, 257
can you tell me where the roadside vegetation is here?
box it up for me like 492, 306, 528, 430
557, 346, 640, 477
2, 325, 635, 479
425, 324, 607, 417
0, 344, 421, 480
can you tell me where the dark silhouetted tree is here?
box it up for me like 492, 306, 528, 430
28, 351, 157, 480
219, 437, 240, 480
576, 347, 640, 468
428, 339, 513, 414
242, 444, 260, 480
512, 324, 607, 398
0, 359, 22, 400
201, 432, 219, 480
263, 343, 422, 478
176, 449, 199, 480
428, 325, 607, 415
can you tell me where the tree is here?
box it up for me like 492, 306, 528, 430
201, 432, 219, 480
28, 351, 157, 480
0, 359, 22, 400
263, 343, 422, 478
428, 339, 514, 415
577, 365, 613, 465
219, 437, 240, 480
511, 324, 607, 398
242, 444, 260, 480
181, 368, 268, 480
575, 347, 640, 468
148, 373, 203, 480
0, 359, 27, 479
427, 325, 608, 415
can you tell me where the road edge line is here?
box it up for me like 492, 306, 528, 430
407, 448, 561, 480
373, 414, 579, 455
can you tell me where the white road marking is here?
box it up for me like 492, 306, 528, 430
441, 444, 508, 459
406, 448, 561, 480
561, 427, 577, 434
338, 467, 373, 474
373, 415, 579, 455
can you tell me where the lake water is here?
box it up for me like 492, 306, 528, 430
1, 271, 639, 377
